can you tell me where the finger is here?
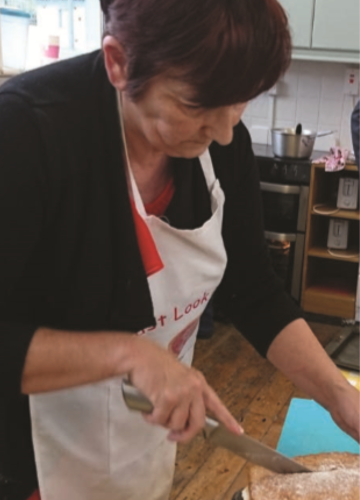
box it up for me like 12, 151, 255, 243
143, 401, 175, 427
165, 403, 191, 432
203, 386, 243, 435
168, 400, 206, 443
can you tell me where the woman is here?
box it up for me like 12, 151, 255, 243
0, 0, 358, 499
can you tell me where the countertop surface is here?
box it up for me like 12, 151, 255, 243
171, 320, 345, 500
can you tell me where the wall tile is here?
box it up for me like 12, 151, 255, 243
314, 126, 340, 151
250, 117, 271, 128
293, 121, 318, 133
319, 98, 344, 126
340, 125, 353, 152
274, 97, 297, 123
296, 97, 320, 124
249, 125, 270, 145
341, 95, 358, 124
249, 94, 269, 119
242, 105, 253, 119
298, 71, 322, 99
242, 115, 252, 130
280, 65, 299, 98
274, 119, 298, 130
296, 61, 317, 74
321, 69, 345, 100
340, 95, 357, 150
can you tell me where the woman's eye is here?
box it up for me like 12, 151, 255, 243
181, 101, 202, 111
180, 100, 201, 109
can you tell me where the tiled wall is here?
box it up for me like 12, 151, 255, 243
243, 60, 360, 153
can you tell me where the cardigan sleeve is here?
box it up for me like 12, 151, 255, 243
0, 93, 45, 396
214, 123, 303, 358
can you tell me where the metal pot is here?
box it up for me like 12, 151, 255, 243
271, 128, 333, 159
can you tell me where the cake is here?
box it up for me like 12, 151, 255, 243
246, 452, 360, 500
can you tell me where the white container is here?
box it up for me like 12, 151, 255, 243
337, 178, 359, 210
0, 8, 31, 71
327, 219, 349, 250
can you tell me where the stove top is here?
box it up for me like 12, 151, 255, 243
252, 143, 328, 186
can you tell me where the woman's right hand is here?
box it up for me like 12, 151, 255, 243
124, 335, 242, 443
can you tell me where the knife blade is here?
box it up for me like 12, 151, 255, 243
121, 381, 312, 474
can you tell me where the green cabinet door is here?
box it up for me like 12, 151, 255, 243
278, 0, 315, 48
312, 0, 360, 52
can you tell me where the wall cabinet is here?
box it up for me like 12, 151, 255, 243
312, 0, 360, 52
301, 163, 359, 319
279, 0, 360, 63
279, 0, 314, 49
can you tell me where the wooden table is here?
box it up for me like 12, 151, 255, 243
170, 320, 342, 500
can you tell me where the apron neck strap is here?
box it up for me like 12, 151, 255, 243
117, 90, 147, 218
117, 90, 217, 217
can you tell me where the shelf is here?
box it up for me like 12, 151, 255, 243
313, 162, 359, 172
311, 206, 360, 220
302, 161, 359, 319
302, 284, 356, 318
308, 246, 359, 263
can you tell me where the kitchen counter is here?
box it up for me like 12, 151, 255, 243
171, 320, 343, 500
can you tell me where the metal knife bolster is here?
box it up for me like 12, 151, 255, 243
121, 381, 311, 474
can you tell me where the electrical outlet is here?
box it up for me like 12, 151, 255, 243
344, 67, 359, 95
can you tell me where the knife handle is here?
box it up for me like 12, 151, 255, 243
121, 380, 219, 436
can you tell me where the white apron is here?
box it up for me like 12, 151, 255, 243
30, 103, 228, 500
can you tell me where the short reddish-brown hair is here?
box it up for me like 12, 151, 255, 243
101, 0, 291, 107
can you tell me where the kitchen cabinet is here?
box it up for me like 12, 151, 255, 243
301, 162, 359, 319
313, 0, 360, 52
278, 0, 314, 49
279, 0, 360, 63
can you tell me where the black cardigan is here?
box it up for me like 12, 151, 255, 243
0, 51, 302, 499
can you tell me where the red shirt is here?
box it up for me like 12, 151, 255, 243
28, 492, 41, 500
130, 177, 175, 277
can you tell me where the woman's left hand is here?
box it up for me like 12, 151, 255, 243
330, 383, 360, 443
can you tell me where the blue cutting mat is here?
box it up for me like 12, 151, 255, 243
277, 398, 360, 457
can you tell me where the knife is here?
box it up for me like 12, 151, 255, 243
121, 381, 312, 474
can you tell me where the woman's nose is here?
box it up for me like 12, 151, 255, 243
204, 106, 244, 145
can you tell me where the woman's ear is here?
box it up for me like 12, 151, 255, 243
102, 36, 128, 90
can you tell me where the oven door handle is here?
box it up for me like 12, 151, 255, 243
260, 182, 300, 195
264, 231, 297, 242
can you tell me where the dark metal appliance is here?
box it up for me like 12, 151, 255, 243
253, 144, 319, 302
325, 326, 359, 371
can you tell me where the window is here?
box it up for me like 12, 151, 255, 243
0, 0, 102, 75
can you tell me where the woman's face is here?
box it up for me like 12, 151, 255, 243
122, 76, 247, 159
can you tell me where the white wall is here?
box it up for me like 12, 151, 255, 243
243, 60, 360, 153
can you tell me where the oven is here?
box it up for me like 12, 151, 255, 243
254, 145, 312, 302
261, 182, 309, 301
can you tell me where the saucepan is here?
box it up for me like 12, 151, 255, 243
271, 124, 334, 160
